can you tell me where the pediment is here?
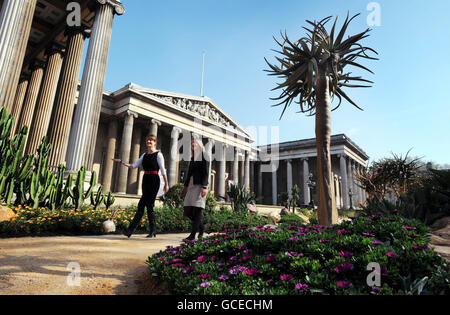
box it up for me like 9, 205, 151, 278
128, 84, 253, 141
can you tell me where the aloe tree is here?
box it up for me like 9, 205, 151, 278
265, 13, 377, 225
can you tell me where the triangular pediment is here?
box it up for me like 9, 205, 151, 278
128, 83, 253, 141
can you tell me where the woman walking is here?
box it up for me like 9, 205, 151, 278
181, 136, 210, 242
113, 135, 168, 238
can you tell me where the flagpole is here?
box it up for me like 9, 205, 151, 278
201, 51, 205, 97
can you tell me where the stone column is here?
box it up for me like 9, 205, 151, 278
244, 150, 250, 190
102, 118, 118, 193
66, 0, 125, 173
149, 119, 161, 137
233, 148, 240, 185
257, 162, 263, 199
26, 43, 64, 155
9, 76, 28, 136
15, 60, 44, 136
0, 0, 37, 109
302, 158, 310, 205
287, 159, 293, 198
168, 126, 181, 187
217, 143, 227, 201
347, 159, 355, 207
339, 154, 349, 209
272, 167, 278, 206
48, 27, 89, 168
127, 126, 142, 194
116, 111, 136, 194
206, 139, 215, 189
351, 161, 360, 206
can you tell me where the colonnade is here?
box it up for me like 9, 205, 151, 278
257, 154, 368, 209
0, 0, 125, 173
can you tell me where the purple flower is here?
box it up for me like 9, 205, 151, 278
158, 256, 166, 261
337, 229, 351, 235
334, 263, 354, 273
243, 256, 251, 261
297, 232, 307, 236
338, 251, 354, 258
202, 240, 210, 244
243, 249, 252, 254
201, 282, 211, 288
295, 283, 309, 292
386, 252, 400, 258
363, 232, 375, 237
173, 263, 184, 268
371, 239, 384, 245
245, 268, 258, 276
412, 244, 427, 250
257, 235, 265, 239
336, 281, 353, 289
289, 237, 299, 241
286, 252, 298, 257
210, 256, 218, 262
371, 286, 381, 293
183, 266, 195, 274
199, 274, 210, 279
219, 275, 229, 281
319, 239, 329, 243
197, 256, 208, 263
266, 255, 275, 262
229, 269, 238, 275
280, 274, 293, 282
402, 226, 416, 231
238, 244, 247, 250
407, 233, 418, 238
229, 256, 237, 261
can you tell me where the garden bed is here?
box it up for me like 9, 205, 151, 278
147, 213, 449, 295
0, 205, 271, 238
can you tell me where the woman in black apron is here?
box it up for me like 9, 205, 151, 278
113, 135, 168, 238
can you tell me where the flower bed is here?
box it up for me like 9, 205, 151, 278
0, 204, 271, 237
147, 214, 449, 295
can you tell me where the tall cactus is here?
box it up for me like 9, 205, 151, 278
104, 191, 115, 210
90, 185, 105, 210
29, 136, 55, 210
68, 167, 98, 210
49, 164, 70, 211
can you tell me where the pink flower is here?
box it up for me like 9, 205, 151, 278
336, 281, 353, 289
280, 274, 293, 282
199, 274, 210, 279
371, 239, 384, 245
219, 275, 229, 281
319, 239, 329, 243
412, 244, 427, 250
238, 244, 247, 250
173, 263, 184, 268
201, 282, 211, 288
402, 226, 416, 231
295, 283, 309, 292
245, 268, 258, 276
183, 266, 195, 274
197, 256, 208, 263
363, 232, 375, 237
289, 237, 299, 241
337, 229, 351, 235
386, 252, 400, 258
338, 251, 354, 258
266, 255, 275, 262
334, 263, 354, 273
243, 256, 252, 261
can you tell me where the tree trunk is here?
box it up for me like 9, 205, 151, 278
315, 69, 338, 225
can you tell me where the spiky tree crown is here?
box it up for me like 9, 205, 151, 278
265, 13, 378, 118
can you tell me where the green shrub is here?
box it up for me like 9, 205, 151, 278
161, 183, 184, 209
279, 213, 306, 226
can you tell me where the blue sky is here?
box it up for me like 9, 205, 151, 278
97, 0, 450, 166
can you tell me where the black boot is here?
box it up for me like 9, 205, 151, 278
147, 211, 157, 238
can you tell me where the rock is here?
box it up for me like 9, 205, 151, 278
0, 206, 16, 222
429, 217, 450, 231
103, 220, 116, 233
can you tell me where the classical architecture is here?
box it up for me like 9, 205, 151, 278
254, 135, 369, 209
0, 0, 369, 210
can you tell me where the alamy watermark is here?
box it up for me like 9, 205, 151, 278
66, 2, 81, 27
67, 262, 81, 287
367, 2, 381, 27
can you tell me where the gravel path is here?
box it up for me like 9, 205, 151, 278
0, 234, 187, 295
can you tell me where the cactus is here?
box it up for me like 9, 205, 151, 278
90, 185, 105, 210
104, 191, 115, 210
49, 164, 70, 211
29, 136, 55, 210
68, 167, 98, 210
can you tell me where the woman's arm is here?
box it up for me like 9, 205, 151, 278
157, 152, 169, 193
112, 153, 144, 169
